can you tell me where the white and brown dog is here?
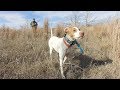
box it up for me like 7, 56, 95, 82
48, 26, 84, 78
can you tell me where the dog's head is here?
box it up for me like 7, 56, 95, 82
64, 26, 84, 39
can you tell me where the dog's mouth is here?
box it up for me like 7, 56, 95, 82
80, 32, 84, 39
74, 35, 84, 39
75, 36, 81, 39
80, 36, 84, 39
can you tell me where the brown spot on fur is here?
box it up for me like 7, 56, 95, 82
64, 27, 77, 38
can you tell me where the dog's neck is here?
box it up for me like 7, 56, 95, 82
65, 34, 75, 41
63, 34, 76, 48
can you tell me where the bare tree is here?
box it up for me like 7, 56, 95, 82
115, 11, 120, 18
65, 11, 96, 27
65, 11, 83, 28
83, 11, 97, 26
114, 11, 120, 24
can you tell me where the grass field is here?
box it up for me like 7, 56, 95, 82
0, 19, 119, 79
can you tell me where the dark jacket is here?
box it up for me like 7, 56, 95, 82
30, 21, 38, 27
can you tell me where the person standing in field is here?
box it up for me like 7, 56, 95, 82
30, 18, 38, 33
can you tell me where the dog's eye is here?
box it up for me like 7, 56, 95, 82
79, 29, 80, 31
73, 30, 76, 32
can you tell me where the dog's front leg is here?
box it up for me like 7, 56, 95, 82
59, 50, 66, 79
63, 56, 67, 64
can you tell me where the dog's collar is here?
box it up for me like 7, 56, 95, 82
63, 36, 77, 48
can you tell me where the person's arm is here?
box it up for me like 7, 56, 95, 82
35, 22, 38, 26
34, 21, 37, 26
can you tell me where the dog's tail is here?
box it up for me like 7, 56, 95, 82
50, 27, 53, 37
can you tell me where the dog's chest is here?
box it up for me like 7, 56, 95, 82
53, 38, 67, 52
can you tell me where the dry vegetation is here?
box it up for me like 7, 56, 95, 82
0, 18, 120, 79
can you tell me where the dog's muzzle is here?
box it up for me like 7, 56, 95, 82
80, 31, 84, 38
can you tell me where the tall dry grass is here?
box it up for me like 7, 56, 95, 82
79, 19, 120, 79
56, 22, 65, 37
0, 26, 61, 79
43, 18, 49, 40
0, 18, 120, 79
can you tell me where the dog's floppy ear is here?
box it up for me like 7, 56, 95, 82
64, 27, 69, 33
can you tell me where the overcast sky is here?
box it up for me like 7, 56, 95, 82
0, 11, 118, 29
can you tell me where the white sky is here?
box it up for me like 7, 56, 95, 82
0, 11, 118, 29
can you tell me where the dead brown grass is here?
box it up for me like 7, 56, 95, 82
79, 19, 120, 79
0, 18, 120, 79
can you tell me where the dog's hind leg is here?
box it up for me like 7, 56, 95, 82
49, 47, 53, 61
